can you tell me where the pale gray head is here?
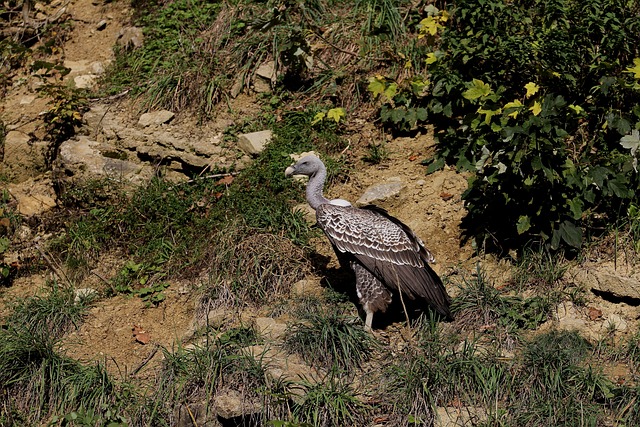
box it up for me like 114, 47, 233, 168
284, 155, 324, 178
285, 154, 330, 210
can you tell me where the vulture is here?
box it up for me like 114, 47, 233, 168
285, 154, 452, 329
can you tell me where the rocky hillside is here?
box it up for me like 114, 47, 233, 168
2, 0, 640, 426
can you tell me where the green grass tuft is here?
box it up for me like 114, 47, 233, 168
284, 309, 375, 373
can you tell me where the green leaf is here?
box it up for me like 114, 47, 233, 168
462, 79, 492, 100
425, 156, 445, 174
326, 107, 345, 123
0, 237, 9, 254
516, 215, 531, 234
625, 58, 640, 79
559, 220, 582, 248
311, 111, 326, 125
384, 83, 398, 99
567, 197, 584, 220
524, 82, 540, 98
368, 76, 386, 97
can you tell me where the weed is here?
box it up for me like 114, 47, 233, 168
292, 375, 369, 427
149, 326, 266, 425
452, 265, 552, 332
5, 282, 94, 340
38, 84, 88, 167
283, 309, 375, 373
0, 285, 121, 425
362, 141, 388, 164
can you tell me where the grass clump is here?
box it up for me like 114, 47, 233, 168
146, 326, 276, 425
452, 265, 554, 334
0, 284, 124, 425
291, 376, 369, 427
283, 309, 375, 373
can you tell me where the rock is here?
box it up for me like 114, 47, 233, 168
7, 178, 57, 217
255, 61, 276, 80
573, 267, 640, 301
91, 61, 106, 75
553, 301, 600, 341
74, 74, 98, 89
74, 288, 98, 302
356, 178, 406, 206
254, 317, 287, 341
292, 203, 316, 224
237, 130, 272, 155
603, 314, 628, 333
19, 95, 36, 105
58, 136, 148, 182
63, 59, 91, 74
96, 19, 107, 30
1, 130, 47, 181
213, 390, 259, 419
138, 110, 175, 127
117, 26, 144, 50
291, 279, 324, 297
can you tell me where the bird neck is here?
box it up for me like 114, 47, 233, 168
306, 166, 330, 210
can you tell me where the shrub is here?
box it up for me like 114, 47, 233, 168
378, 0, 640, 253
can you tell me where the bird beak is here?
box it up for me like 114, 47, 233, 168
284, 166, 295, 177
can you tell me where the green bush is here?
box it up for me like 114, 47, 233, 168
381, 0, 640, 252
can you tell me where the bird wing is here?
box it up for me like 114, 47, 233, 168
316, 204, 451, 318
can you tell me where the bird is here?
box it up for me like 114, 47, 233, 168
285, 154, 452, 330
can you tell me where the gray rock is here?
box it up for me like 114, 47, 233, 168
573, 267, 640, 300
58, 136, 145, 181
213, 390, 259, 419
237, 130, 272, 155
255, 61, 276, 80
74, 288, 98, 302
74, 74, 98, 89
138, 110, 175, 127
356, 178, 406, 206
117, 26, 144, 49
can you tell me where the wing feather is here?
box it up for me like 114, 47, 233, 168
316, 204, 451, 318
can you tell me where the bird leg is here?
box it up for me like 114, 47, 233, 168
364, 308, 374, 332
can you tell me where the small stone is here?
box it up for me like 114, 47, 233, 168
254, 317, 287, 341
74, 288, 98, 302
604, 314, 628, 332
138, 110, 175, 127
356, 180, 406, 206
19, 95, 36, 105
237, 130, 272, 155
74, 74, 98, 89
96, 19, 107, 30
117, 26, 144, 49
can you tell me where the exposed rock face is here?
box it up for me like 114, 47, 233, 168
1, 131, 47, 182
58, 136, 152, 184
573, 265, 640, 301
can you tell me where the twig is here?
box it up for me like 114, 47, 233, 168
130, 344, 160, 376
90, 270, 111, 287
312, 30, 388, 62
34, 243, 72, 286
186, 405, 199, 427
167, 171, 240, 190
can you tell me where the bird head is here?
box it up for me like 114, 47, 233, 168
284, 154, 323, 178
